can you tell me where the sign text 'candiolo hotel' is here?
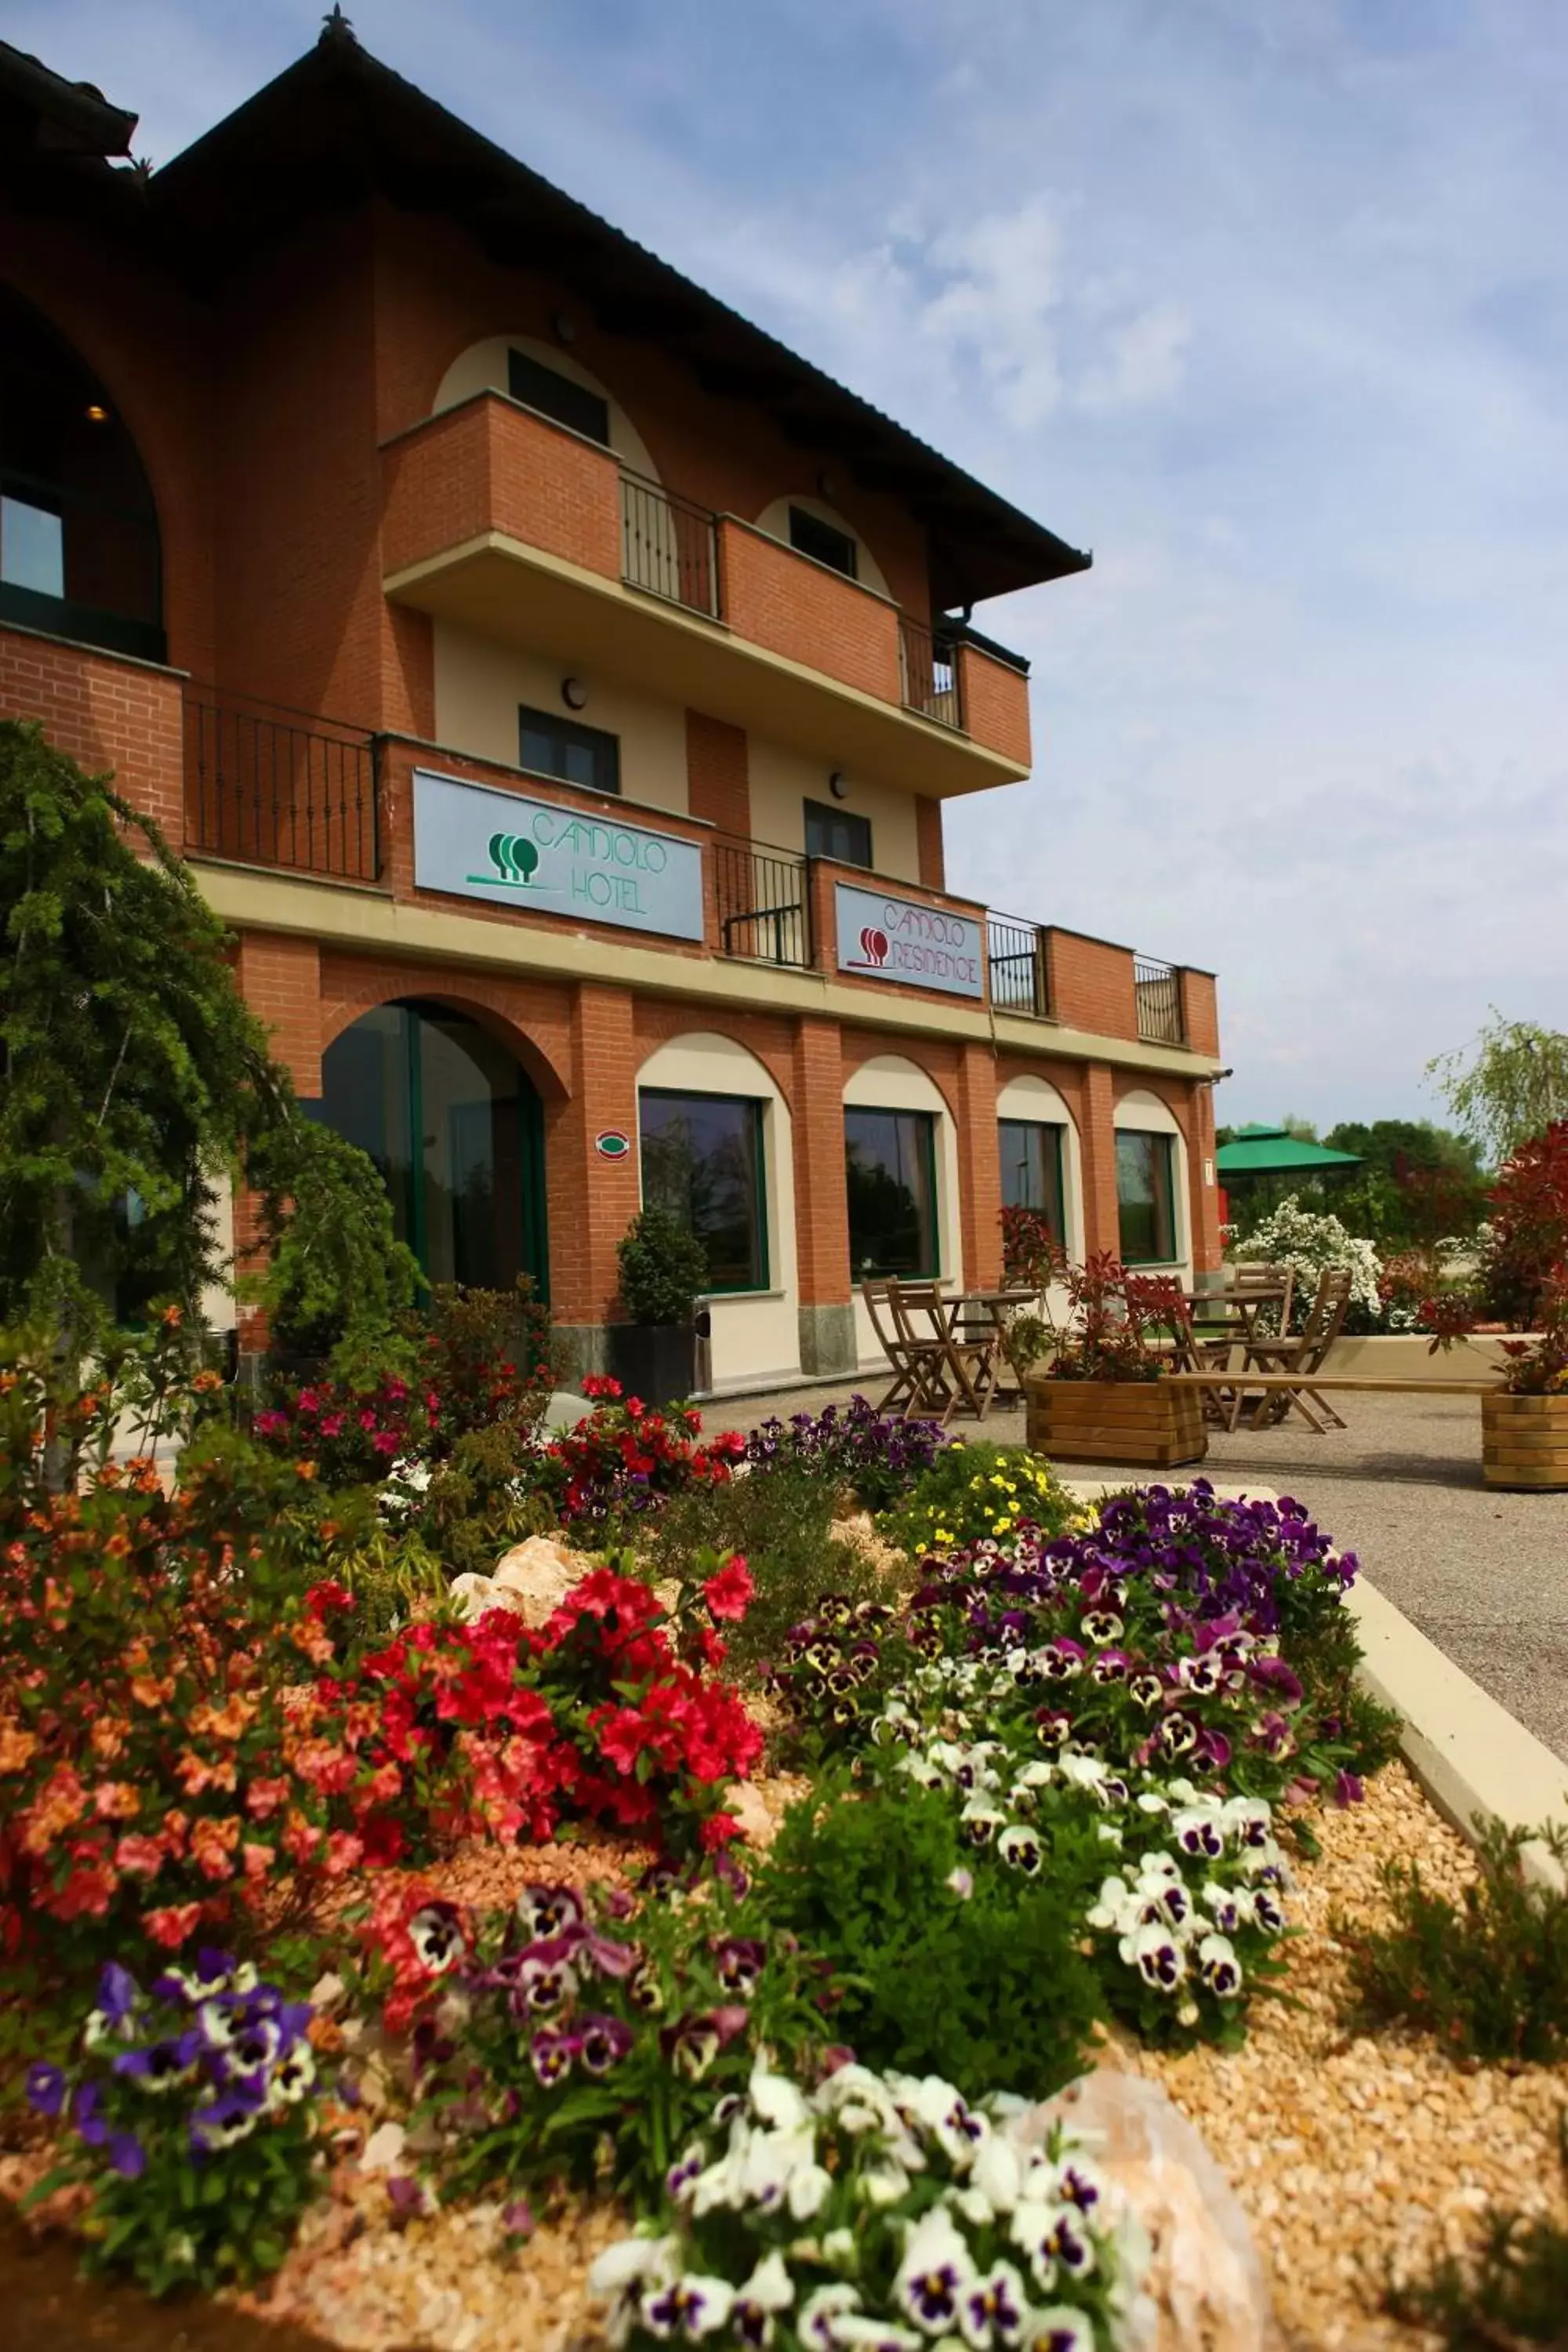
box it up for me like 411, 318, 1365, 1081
833, 881, 985, 1000
412, 771, 706, 943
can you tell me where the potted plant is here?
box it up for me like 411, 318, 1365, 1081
609, 1203, 710, 1410
1425, 1274, 1568, 1491
1024, 1250, 1207, 1469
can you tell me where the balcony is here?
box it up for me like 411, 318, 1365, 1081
1134, 956, 1185, 1047
379, 392, 1033, 797
183, 689, 379, 884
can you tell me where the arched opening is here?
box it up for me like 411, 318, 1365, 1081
0, 285, 163, 661
311, 1000, 549, 1298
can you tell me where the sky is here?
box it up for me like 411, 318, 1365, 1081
18, 0, 1568, 1129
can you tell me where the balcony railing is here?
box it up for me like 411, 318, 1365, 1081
898, 615, 963, 729
183, 690, 379, 883
620, 471, 722, 620
987, 913, 1049, 1015
1134, 956, 1185, 1045
713, 834, 811, 968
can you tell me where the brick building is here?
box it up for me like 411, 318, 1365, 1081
0, 23, 1225, 1388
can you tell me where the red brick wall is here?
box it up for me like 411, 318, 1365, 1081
1045, 928, 1139, 1040
368, 205, 932, 618
684, 710, 750, 837
1178, 967, 1221, 1057
237, 932, 323, 1095
789, 1020, 849, 1308
915, 796, 946, 890
954, 1041, 1001, 1286
380, 395, 622, 589
719, 522, 903, 706
956, 643, 1032, 769
0, 626, 185, 840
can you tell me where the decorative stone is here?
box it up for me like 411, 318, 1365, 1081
358, 2119, 407, 2175
448, 1573, 522, 1623
492, 1534, 591, 1623
1012, 2071, 1280, 2352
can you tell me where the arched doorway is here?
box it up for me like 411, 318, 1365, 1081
313, 1001, 549, 1298
0, 285, 163, 661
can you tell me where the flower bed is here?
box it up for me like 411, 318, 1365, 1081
6, 1342, 1566, 2352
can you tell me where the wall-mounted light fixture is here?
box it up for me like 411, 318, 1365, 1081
552, 312, 578, 346
561, 677, 589, 711
827, 770, 849, 800
85, 403, 109, 423
816, 470, 837, 499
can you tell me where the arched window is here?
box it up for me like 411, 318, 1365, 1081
311, 1002, 548, 1297
0, 286, 163, 661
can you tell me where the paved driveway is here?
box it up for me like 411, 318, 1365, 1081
713, 1381, 1568, 1771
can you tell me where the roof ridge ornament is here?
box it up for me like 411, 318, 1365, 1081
319, 5, 358, 47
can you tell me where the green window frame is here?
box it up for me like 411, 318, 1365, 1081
1116, 1129, 1178, 1265
845, 1105, 939, 1278
804, 797, 873, 869
518, 704, 621, 797
638, 1089, 769, 1294
998, 1117, 1067, 1247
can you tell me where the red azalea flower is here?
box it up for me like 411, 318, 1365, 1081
700, 1812, 742, 1850
703, 1559, 756, 1624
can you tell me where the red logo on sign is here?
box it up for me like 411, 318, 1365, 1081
858, 926, 889, 966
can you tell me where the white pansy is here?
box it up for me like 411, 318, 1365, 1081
971, 2133, 1023, 2212
798, 2283, 863, 2349
749, 2057, 811, 2133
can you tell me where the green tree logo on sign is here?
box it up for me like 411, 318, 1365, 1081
470, 830, 541, 888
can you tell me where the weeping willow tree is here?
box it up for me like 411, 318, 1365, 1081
0, 719, 416, 1354
1428, 1011, 1568, 1168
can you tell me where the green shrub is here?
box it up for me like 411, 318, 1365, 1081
646, 1465, 901, 1679
1341, 1821, 1568, 2062
758, 1774, 1103, 2094
615, 1205, 707, 1326
877, 1439, 1081, 1557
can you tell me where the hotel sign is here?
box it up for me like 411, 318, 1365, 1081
412, 770, 706, 943
833, 881, 985, 1000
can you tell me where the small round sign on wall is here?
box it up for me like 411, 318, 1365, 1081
594, 1129, 631, 1160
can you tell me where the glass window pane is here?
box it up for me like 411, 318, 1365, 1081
788, 506, 858, 579
804, 797, 873, 869
417, 1010, 524, 1291
507, 349, 611, 446
1, 495, 64, 597
640, 1091, 766, 1291
519, 705, 620, 796
1116, 1130, 1176, 1262
999, 1118, 1065, 1245
845, 1106, 937, 1277
313, 1004, 417, 1253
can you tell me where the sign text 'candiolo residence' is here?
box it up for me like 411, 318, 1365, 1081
833, 881, 985, 1000
412, 770, 706, 943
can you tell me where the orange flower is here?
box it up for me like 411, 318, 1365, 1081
114, 1832, 167, 1878
189, 1814, 241, 1882
241, 1841, 275, 1880
92, 1780, 142, 1821
289, 1618, 335, 1667
143, 1901, 202, 1948
0, 1719, 38, 1776
20, 1765, 89, 1853
89, 1717, 129, 1764
175, 1749, 238, 1797
130, 1673, 176, 1709
243, 1776, 292, 1821
188, 1692, 258, 1742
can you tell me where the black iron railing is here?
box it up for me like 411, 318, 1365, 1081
1134, 956, 1185, 1045
713, 835, 811, 969
620, 471, 722, 620
898, 614, 964, 729
183, 691, 379, 882
988, 914, 1049, 1015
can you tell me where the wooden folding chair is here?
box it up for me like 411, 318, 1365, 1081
862, 1279, 929, 1416
1231, 1269, 1352, 1432
894, 1280, 996, 1426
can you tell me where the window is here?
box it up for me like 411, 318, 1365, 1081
639, 1091, 768, 1292
0, 285, 163, 662
1116, 1130, 1178, 1264
788, 504, 858, 579
518, 705, 620, 796
999, 1118, 1066, 1246
845, 1106, 938, 1277
312, 1001, 549, 1298
507, 348, 611, 447
0, 495, 64, 597
804, 797, 873, 869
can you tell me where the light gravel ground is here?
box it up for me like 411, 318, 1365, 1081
717, 1381, 1568, 1770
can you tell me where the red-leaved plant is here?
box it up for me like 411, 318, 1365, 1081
1040, 1252, 1191, 1383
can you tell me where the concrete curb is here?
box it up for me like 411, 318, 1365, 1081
1345, 1575, 1568, 1889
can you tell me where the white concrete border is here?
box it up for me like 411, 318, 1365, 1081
1345, 1576, 1568, 1889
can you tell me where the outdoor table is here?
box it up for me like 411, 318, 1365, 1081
941, 1286, 1040, 1411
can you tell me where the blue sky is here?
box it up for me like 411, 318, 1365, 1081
20, 0, 1568, 1128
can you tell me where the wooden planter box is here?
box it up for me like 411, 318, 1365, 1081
1024, 1375, 1208, 1471
1481, 1391, 1568, 1490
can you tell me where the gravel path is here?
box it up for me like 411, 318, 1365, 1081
716, 1381, 1568, 1768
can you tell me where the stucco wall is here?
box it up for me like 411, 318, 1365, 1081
747, 734, 922, 881
432, 619, 690, 815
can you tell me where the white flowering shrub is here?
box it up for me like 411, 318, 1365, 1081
591, 2052, 1144, 2352
1233, 1196, 1383, 1323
